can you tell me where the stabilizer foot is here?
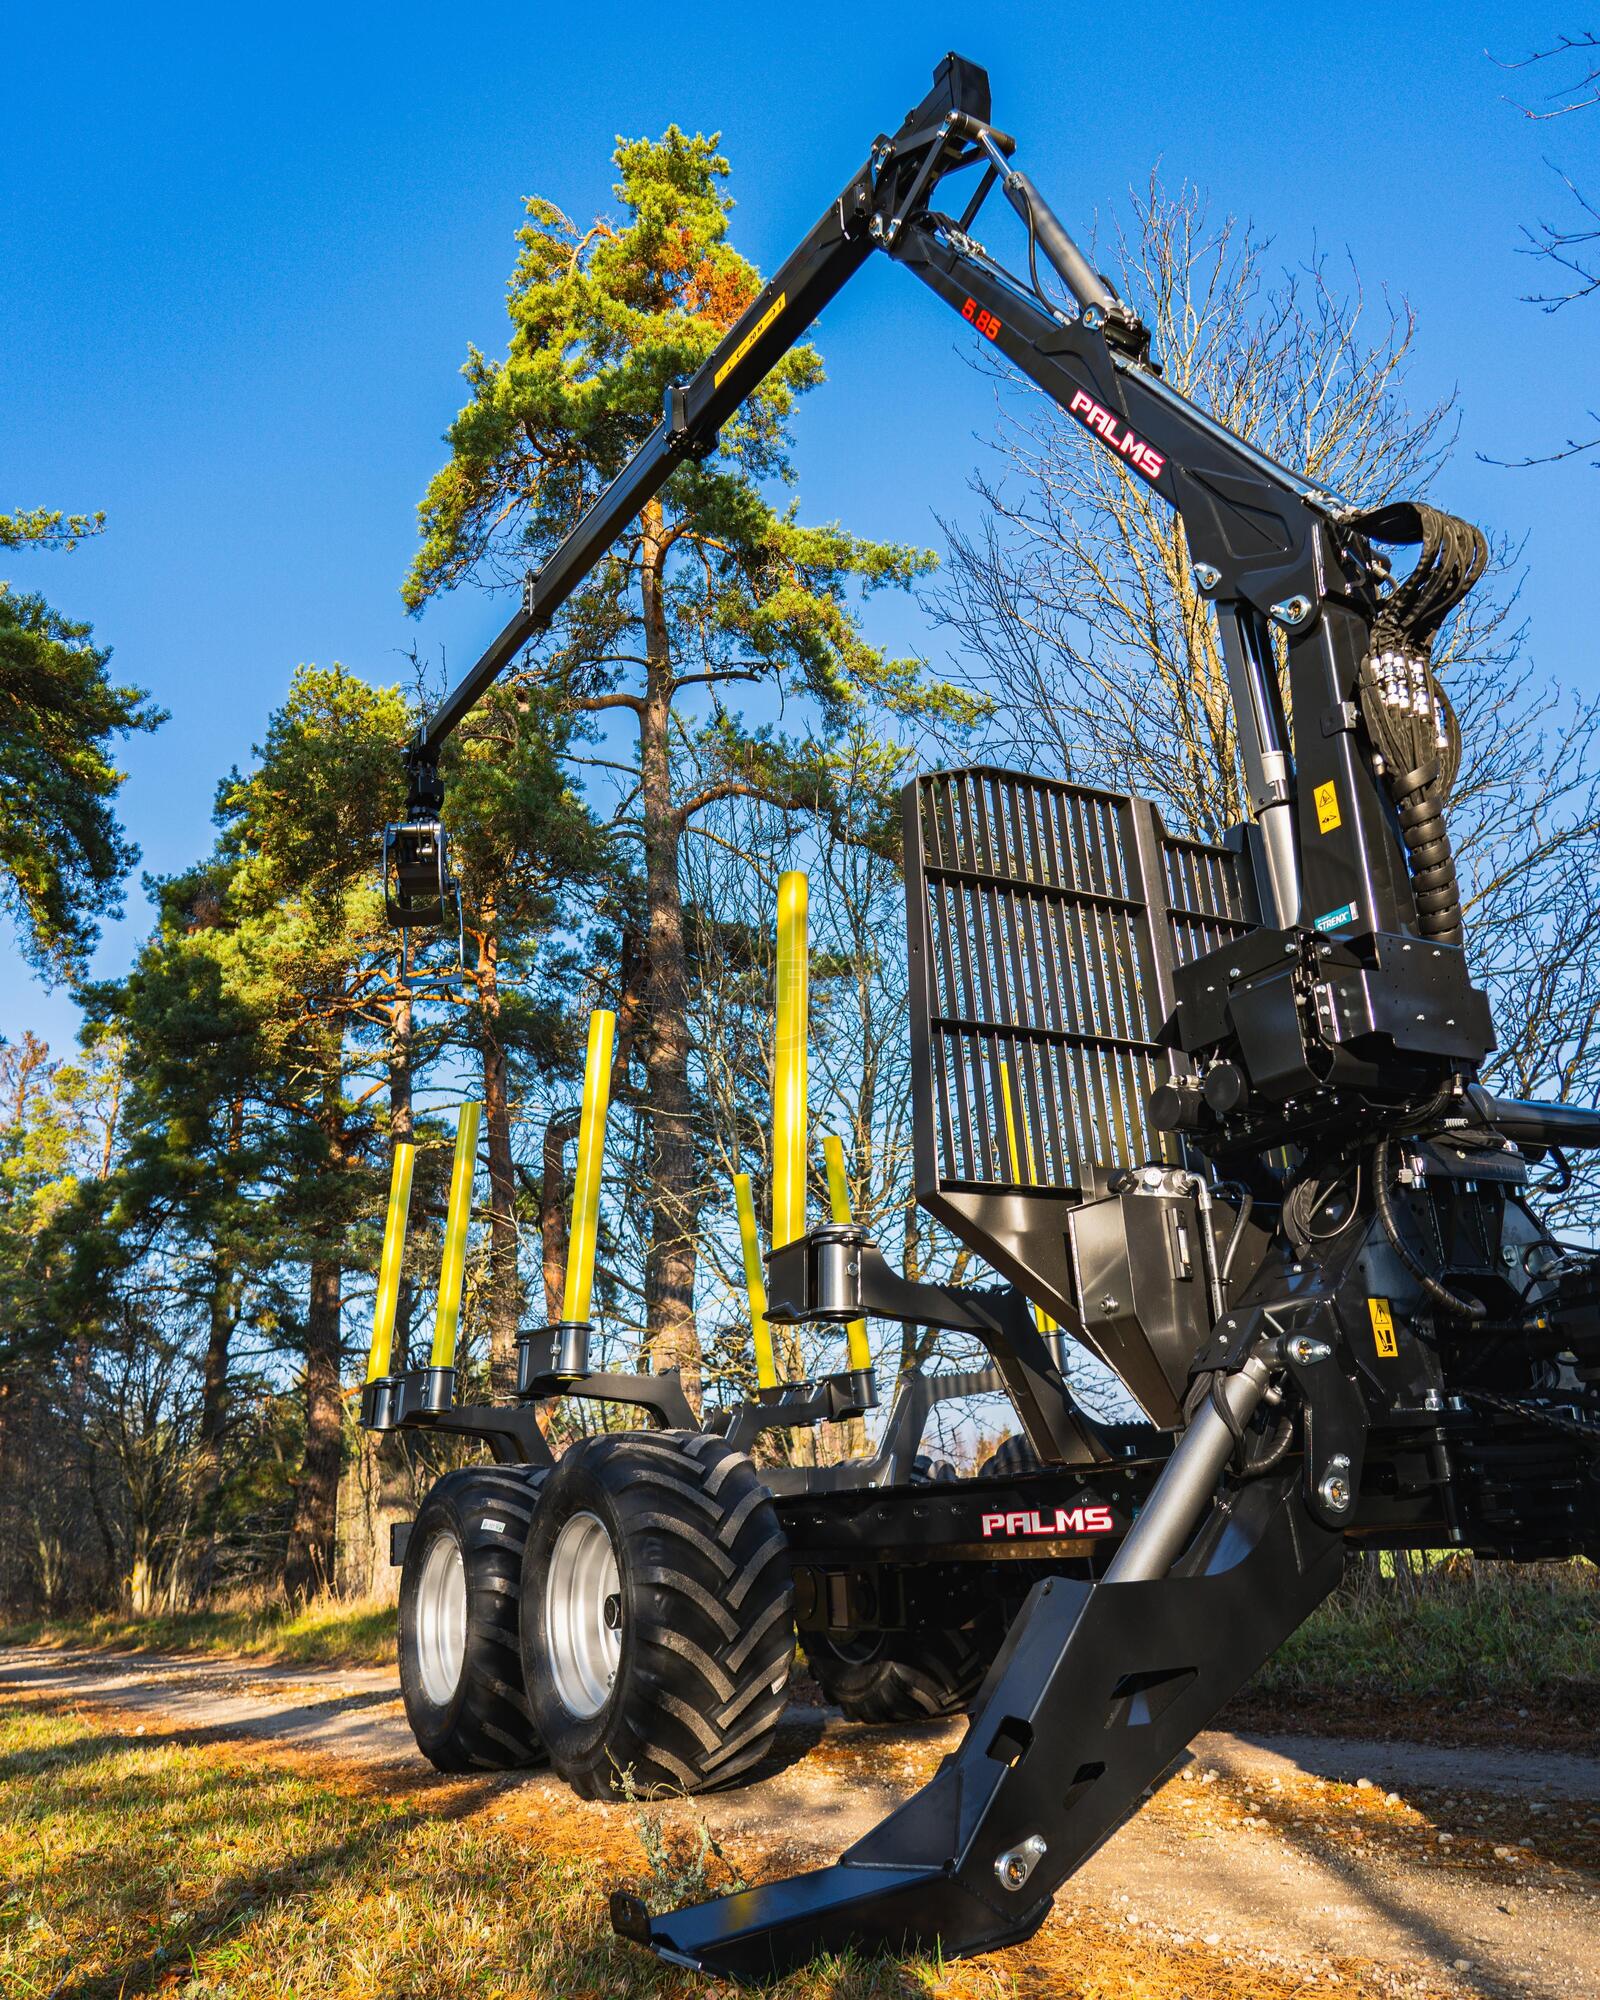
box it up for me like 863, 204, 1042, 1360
614, 1472, 1342, 1984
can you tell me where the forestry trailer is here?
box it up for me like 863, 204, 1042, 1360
361, 54, 1600, 1984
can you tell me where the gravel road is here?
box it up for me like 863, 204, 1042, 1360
5, 1645, 1597, 1999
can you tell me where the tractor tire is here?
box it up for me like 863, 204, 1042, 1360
805, 1623, 988, 1723
520, 1429, 795, 1800
977, 1433, 1041, 1480
398, 1462, 548, 1774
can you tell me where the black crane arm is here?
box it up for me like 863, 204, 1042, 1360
404, 52, 1319, 781
406, 54, 998, 782
395, 51, 1477, 954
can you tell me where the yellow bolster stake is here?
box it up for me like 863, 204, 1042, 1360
773, 870, 809, 1249
733, 1171, 778, 1390
366, 1140, 416, 1382
561, 1009, 616, 1326
823, 1133, 874, 1375
999, 1060, 1058, 1335
430, 1102, 481, 1371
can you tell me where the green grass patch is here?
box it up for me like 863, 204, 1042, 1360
0, 1593, 397, 1669
7, 1559, 1596, 1712
1254, 1557, 1599, 1702
0, 1703, 943, 1997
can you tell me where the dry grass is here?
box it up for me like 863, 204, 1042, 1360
0, 1700, 1452, 2000
0, 1591, 397, 1669
1263, 1557, 1598, 1698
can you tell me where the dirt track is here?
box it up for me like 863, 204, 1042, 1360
4, 1644, 1598, 1998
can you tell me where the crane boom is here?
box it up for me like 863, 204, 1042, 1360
396, 54, 1445, 955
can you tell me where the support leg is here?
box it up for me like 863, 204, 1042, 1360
615, 1432, 1341, 1983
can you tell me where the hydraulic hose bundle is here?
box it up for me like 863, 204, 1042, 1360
1351, 503, 1488, 946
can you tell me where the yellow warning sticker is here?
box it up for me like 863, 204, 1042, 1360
713, 291, 787, 389
1368, 1296, 1398, 1358
1315, 781, 1342, 834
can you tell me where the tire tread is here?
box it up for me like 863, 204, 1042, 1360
398, 1464, 548, 1774
522, 1431, 794, 1799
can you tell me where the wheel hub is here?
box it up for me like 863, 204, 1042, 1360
545, 1509, 621, 1718
415, 1532, 468, 1705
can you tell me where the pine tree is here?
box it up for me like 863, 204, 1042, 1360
0, 584, 161, 978
404, 127, 975, 1395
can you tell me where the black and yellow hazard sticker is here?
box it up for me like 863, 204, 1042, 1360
1314, 781, 1342, 833
714, 291, 787, 388
1368, 1296, 1398, 1358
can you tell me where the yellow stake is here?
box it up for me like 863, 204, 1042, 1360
823, 1134, 874, 1375
562, 1010, 616, 1324
430, 1103, 481, 1371
999, 1060, 1059, 1335
733, 1172, 778, 1390
366, 1141, 416, 1382
773, 871, 809, 1248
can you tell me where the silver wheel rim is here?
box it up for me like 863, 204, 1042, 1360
544, 1509, 621, 1719
415, 1532, 467, 1706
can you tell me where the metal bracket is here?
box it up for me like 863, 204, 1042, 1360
723, 1364, 1002, 1492
719, 1368, 881, 1457
361, 1374, 553, 1467
762, 1226, 1110, 1469
510, 1324, 698, 1430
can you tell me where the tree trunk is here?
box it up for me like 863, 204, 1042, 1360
191, 1094, 244, 1603
476, 920, 522, 1401
128, 1540, 154, 1616
284, 1254, 344, 1600
189, 1264, 238, 1602
637, 500, 702, 1405
900, 1207, 923, 1374
284, 1103, 352, 1602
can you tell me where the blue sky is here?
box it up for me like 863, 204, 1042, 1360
4, 1, 1594, 1050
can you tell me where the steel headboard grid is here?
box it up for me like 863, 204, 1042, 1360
906, 768, 1257, 1200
